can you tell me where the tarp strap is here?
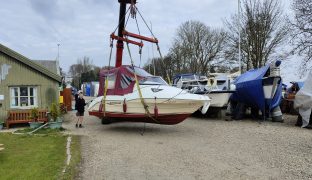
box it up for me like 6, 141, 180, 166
102, 39, 114, 116
125, 41, 159, 123
102, 78, 108, 117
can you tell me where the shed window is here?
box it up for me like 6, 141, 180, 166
10, 86, 37, 108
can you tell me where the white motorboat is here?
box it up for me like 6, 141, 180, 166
88, 66, 210, 125
207, 73, 236, 108
87, 0, 210, 125
204, 91, 233, 108
173, 73, 235, 108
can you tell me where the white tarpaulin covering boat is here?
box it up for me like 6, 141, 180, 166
294, 71, 312, 127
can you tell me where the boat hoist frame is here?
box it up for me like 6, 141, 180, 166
102, 0, 164, 123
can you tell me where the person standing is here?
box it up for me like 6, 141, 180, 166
74, 91, 79, 110
76, 91, 86, 128
74, 90, 80, 127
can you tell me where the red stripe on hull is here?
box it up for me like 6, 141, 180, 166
88, 111, 190, 125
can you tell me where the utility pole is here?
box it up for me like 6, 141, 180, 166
57, 43, 60, 60
238, 0, 242, 74
56, 43, 61, 75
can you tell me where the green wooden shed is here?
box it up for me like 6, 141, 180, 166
0, 43, 62, 122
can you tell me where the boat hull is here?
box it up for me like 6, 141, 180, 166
88, 84, 210, 125
88, 97, 206, 125
89, 98, 205, 114
195, 90, 234, 108
207, 91, 234, 108
89, 111, 191, 125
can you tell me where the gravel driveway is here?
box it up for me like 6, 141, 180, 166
63, 110, 312, 180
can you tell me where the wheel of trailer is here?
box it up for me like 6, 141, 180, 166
101, 117, 111, 124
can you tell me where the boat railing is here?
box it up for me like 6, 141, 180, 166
178, 84, 220, 94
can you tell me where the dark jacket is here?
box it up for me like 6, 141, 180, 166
76, 98, 86, 113
74, 94, 79, 110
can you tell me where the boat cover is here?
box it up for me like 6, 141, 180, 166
98, 65, 150, 96
288, 81, 304, 92
297, 82, 305, 89
294, 71, 312, 127
231, 64, 282, 112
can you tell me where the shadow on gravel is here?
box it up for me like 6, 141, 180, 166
104, 123, 183, 135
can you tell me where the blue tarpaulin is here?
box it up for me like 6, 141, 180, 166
232, 65, 282, 112
298, 82, 304, 89
85, 83, 91, 96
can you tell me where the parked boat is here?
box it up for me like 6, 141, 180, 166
231, 60, 283, 121
88, 66, 210, 125
207, 73, 236, 108
87, 0, 211, 125
294, 70, 312, 128
173, 73, 235, 108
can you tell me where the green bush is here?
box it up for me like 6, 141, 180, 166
50, 103, 60, 122
29, 107, 39, 122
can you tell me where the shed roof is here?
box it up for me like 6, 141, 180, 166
33, 60, 59, 75
0, 43, 62, 82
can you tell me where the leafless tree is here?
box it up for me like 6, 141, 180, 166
290, 0, 312, 72
144, 21, 226, 82
143, 55, 175, 83
224, 0, 289, 71
69, 56, 94, 76
68, 56, 94, 88
169, 21, 226, 76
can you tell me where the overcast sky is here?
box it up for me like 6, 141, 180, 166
1, 0, 292, 74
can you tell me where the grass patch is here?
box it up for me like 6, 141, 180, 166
0, 132, 81, 180
15, 127, 65, 135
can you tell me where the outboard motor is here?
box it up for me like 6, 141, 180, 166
271, 106, 283, 122
263, 60, 283, 122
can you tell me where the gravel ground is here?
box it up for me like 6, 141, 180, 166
63, 109, 312, 180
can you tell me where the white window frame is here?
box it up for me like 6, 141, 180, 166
10, 86, 38, 109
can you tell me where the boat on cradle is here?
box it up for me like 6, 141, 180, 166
88, 0, 210, 125
88, 66, 210, 125
172, 73, 235, 108
231, 60, 283, 121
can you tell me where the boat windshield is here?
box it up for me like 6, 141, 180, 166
180, 74, 207, 81
217, 80, 227, 86
139, 76, 168, 85
126, 66, 152, 77
181, 74, 198, 81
